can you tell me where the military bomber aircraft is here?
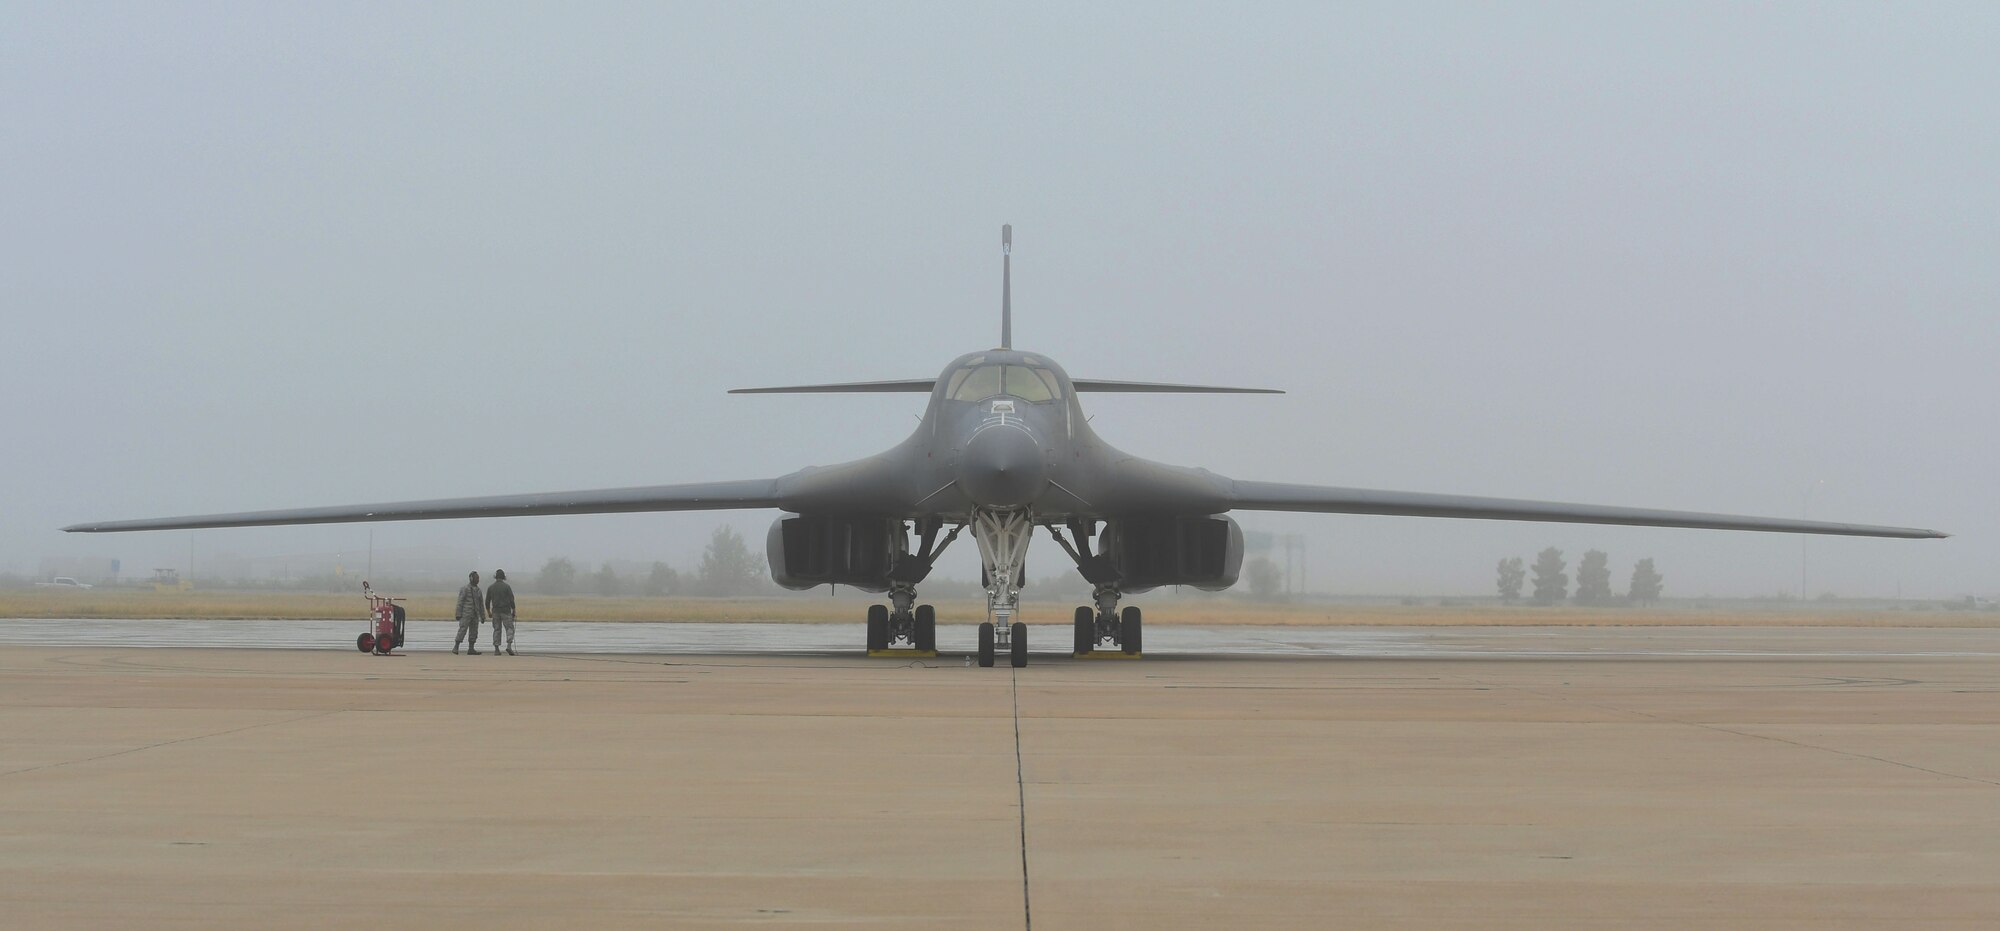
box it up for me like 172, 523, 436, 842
66, 227, 1947, 666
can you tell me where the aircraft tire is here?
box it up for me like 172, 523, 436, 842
392, 605, 407, 647
1121, 606, 1142, 655
915, 605, 936, 653
1010, 622, 1028, 668
1073, 606, 1093, 655
977, 622, 995, 667
866, 604, 889, 652
356, 632, 374, 653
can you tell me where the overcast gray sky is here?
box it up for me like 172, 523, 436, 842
4, 2, 1994, 598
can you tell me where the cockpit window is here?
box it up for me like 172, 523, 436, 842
1005, 365, 1056, 402
1032, 367, 1062, 398
950, 365, 1004, 401
947, 364, 1064, 402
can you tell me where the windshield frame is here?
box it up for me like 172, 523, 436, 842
945, 363, 1064, 403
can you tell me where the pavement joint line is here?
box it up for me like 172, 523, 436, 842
1011, 666, 1032, 931
0, 709, 341, 779
1468, 672, 2000, 790
1666, 719, 2000, 789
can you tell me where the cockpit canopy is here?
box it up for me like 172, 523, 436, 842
944, 358, 1064, 403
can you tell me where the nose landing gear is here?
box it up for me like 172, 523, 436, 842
976, 619, 1027, 668
972, 509, 1034, 667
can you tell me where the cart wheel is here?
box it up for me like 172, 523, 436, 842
375, 635, 392, 655
357, 632, 375, 653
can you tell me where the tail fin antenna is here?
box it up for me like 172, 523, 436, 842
1000, 224, 1012, 350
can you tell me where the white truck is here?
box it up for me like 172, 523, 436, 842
34, 577, 94, 590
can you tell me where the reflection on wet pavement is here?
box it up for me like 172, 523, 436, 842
2, 618, 1998, 658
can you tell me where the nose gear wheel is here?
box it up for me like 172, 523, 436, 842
972, 509, 1034, 667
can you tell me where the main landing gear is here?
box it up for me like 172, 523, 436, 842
1072, 595, 1141, 657
867, 595, 938, 656
860, 509, 1038, 668
862, 520, 958, 658
1047, 521, 1141, 657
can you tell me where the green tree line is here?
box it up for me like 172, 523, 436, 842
1498, 549, 1663, 605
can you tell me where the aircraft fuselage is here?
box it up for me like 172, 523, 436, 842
772, 349, 1229, 523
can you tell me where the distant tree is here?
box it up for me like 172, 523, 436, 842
644, 561, 679, 597
1531, 547, 1568, 605
536, 557, 577, 596
695, 525, 766, 596
1496, 557, 1526, 603
1629, 558, 1664, 605
1245, 557, 1283, 601
1575, 550, 1613, 604
592, 562, 623, 597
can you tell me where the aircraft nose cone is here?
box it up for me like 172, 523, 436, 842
958, 426, 1047, 508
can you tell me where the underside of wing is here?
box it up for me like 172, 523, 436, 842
729, 379, 936, 394
1226, 480, 1947, 539
63, 479, 785, 533
1070, 379, 1283, 394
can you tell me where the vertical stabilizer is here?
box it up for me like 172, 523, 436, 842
1001, 224, 1012, 349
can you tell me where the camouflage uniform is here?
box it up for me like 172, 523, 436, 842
452, 578, 485, 653
485, 576, 516, 654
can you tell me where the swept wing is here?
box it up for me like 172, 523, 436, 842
728, 380, 936, 394
1225, 480, 1945, 539
63, 479, 783, 533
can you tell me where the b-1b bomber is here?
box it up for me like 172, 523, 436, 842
66, 227, 1946, 666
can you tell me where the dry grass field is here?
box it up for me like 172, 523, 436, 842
2, 588, 1993, 627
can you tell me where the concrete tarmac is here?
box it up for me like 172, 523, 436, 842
2, 627, 1997, 929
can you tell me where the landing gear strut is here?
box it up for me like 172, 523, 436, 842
865, 520, 960, 657
972, 509, 1033, 667
1047, 521, 1142, 657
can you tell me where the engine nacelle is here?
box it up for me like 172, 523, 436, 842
1098, 514, 1244, 593
766, 514, 897, 592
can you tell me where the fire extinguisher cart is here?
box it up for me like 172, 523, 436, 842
355, 582, 406, 655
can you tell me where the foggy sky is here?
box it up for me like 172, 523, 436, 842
4, 2, 1994, 598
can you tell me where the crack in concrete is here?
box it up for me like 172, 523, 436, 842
1, 710, 340, 778
1011, 666, 1032, 931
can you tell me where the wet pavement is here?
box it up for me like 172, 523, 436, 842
2, 617, 1997, 658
